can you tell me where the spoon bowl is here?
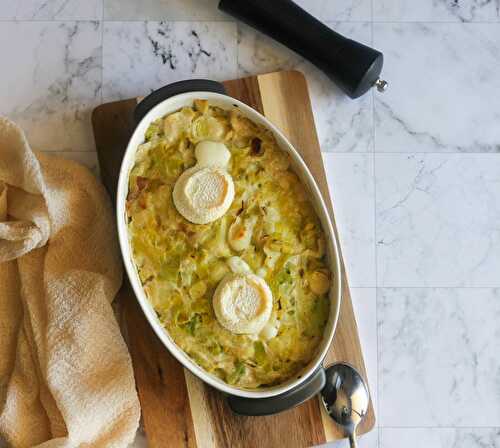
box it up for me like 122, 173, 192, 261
320, 363, 370, 447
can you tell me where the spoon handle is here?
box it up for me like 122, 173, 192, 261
349, 433, 358, 448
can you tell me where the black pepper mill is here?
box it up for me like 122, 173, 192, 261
219, 0, 387, 99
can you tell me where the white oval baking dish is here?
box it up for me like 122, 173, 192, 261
116, 80, 342, 415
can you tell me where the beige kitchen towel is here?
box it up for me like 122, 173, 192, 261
0, 117, 140, 447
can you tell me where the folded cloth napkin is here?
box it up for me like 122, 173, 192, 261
0, 117, 140, 447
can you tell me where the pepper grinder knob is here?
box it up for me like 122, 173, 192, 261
375, 79, 389, 92
219, 0, 388, 99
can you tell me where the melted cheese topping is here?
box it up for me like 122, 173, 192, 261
195, 141, 231, 168
173, 166, 234, 225
213, 273, 273, 334
173, 141, 234, 224
127, 102, 331, 389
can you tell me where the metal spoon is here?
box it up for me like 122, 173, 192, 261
320, 363, 370, 448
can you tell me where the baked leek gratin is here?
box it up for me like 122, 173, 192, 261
126, 100, 331, 389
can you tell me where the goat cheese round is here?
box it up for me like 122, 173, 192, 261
173, 166, 234, 225
195, 140, 231, 168
173, 141, 234, 224
213, 273, 273, 334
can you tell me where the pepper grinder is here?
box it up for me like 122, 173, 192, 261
219, 0, 388, 99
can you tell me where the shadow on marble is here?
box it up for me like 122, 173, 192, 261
238, 22, 374, 153
378, 287, 500, 426
0, 21, 102, 153
103, 21, 237, 102
103, 0, 371, 21
324, 154, 376, 287
374, 23, 500, 153
374, 0, 500, 22
0, 0, 102, 19
380, 428, 500, 448
376, 154, 500, 287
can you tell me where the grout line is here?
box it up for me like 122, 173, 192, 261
0, 18, 227, 23
0, 18, 371, 23
354, 152, 500, 155
371, 2, 381, 445
316, 150, 500, 156
1, 18, 500, 24
371, 33, 382, 448
371, 19, 500, 24
379, 426, 500, 429
0, 18, 103, 22
319, 152, 500, 155
324, 285, 500, 292
364, 286, 500, 289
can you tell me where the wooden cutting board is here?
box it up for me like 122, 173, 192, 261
92, 70, 375, 448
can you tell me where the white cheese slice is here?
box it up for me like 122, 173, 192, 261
173, 166, 234, 224
173, 140, 234, 224
195, 141, 231, 168
259, 319, 279, 340
213, 273, 273, 334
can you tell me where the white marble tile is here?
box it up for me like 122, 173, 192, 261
322, 428, 379, 448
294, 0, 372, 21
0, 21, 101, 152
103, 0, 371, 21
374, 0, 500, 22
238, 22, 373, 153
102, 21, 237, 102
376, 154, 500, 287
0, 0, 102, 19
324, 154, 376, 287
351, 288, 378, 413
378, 287, 500, 427
104, 0, 224, 20
373, 23, 500, 153
380, 428, 500, 448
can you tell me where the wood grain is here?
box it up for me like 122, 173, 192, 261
123, 287, 197, 448
91, 70, 375, 448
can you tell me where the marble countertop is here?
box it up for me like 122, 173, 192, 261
1, 1, 499, 447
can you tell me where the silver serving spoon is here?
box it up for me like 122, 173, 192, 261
320, 363, 370, 448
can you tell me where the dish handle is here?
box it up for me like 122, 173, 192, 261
134, 79, 227, 124
226, 367, 326, 416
